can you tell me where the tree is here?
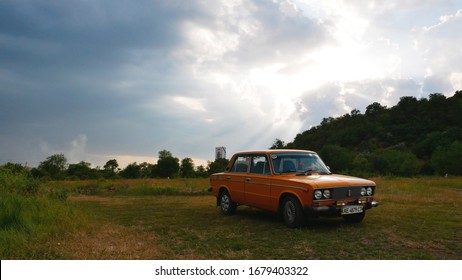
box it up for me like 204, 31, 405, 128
104, 159, 119, 177
207, 158, 229, 175
158, 150, 173, 160
453, 90, 462, 99
397, 96, 418, 110
1, 162, 30, 174
156, 150, 179, 178
195, 165, 208, 177
67, 161, 97, 180
431, 141, 462, 175
350, 109, 361, 116
319, 145, 354, 173
120, 162, 141, 179
365, 102, 386, 116
38, 154, 67, 180
270, 138, 285, 149
373, 149, 422, 177
351, 154, 372, 177
180, 158, 195, 178
139, 162, 155, 178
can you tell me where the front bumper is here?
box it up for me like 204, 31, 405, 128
304, 200, 379, 217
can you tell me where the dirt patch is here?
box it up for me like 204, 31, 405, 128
55, 223, 172, 259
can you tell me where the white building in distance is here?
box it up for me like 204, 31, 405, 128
215, 147, 226, 160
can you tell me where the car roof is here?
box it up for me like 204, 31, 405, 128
233, 149, 316, 155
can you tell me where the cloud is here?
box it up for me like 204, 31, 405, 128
171, 96, 207, 112
1, 0, 461, 167
297, 78, 423, 130
67, 134, 88, 164
417, 9, 462, 94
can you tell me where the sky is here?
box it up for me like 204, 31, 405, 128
1, 0, 462, 168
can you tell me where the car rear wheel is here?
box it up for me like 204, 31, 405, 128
282, 196, 304, 228
343, 211, 365, 223
219, 189, 237, 215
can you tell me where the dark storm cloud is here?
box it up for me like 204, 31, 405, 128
0, 0, 206, 164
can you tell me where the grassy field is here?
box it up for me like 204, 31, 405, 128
1, 177, 461, 259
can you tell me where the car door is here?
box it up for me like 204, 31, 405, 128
244, 155, 272, 210
225, 154, 250, 204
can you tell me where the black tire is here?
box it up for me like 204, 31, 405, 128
219, 189, 237, 215
343, 211, 365, 223
281, 196, 305, 228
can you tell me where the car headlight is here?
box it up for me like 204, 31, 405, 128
314, 190, 322, 200
361, 187, 366, 196
366, 187, 373, 196
323, 189, 331, 199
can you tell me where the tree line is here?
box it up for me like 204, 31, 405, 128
1, 150, 229, 181
3, 91, 461, 180
273, 90, 462, 177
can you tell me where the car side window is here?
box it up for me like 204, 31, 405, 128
250, 155, 271, 175
230, 155, 251, 173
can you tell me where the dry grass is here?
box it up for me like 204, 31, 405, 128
61, 224, 169, 259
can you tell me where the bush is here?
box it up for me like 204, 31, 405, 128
319, 145, 354, 173
372, 149, 422, 177
0, 166, 82, 259
0, 166, 40, 195
0, 194, 30, 231
431, 141, 462, 176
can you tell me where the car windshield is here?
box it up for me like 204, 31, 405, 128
270, 152, 331, 175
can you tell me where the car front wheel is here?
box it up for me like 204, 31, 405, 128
219, 189, 237, 215
282, 196, 304, 228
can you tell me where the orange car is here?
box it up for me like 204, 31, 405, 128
209, 149, 379, 227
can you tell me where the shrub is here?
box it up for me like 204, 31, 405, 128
0, 194, 30, 231
0, 166, 82, 259
431, 141, 462, 176
372, 149, 422, 177
0, 166, 40, 195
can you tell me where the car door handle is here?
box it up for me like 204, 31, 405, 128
245, 178, 251, 182
226, 176, 231, 180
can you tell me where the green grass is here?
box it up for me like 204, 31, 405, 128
0, 168, 84, 259
49, 178, 210, 196
2, 176, 461, 259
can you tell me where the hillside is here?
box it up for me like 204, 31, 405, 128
284, 91, 462, 176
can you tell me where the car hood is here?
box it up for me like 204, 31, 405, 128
285, 174, 375, 188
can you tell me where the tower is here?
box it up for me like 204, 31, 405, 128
215, 147, 226, 160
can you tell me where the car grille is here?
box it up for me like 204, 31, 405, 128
331, 186, 373, 200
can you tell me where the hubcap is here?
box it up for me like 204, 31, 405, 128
221, 194, 230, 212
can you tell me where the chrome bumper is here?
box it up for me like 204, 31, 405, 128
304, 200, 379, 217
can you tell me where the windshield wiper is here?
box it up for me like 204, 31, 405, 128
296, 169, 318, 176
296, 169, 332, 176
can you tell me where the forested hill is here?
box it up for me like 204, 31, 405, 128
283, 91, 462, 176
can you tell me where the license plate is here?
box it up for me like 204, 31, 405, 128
341, 205, 363, 215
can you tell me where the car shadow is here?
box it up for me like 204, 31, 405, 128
230, 206, 355, 230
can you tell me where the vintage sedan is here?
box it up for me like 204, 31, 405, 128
209, 150, 379, 227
